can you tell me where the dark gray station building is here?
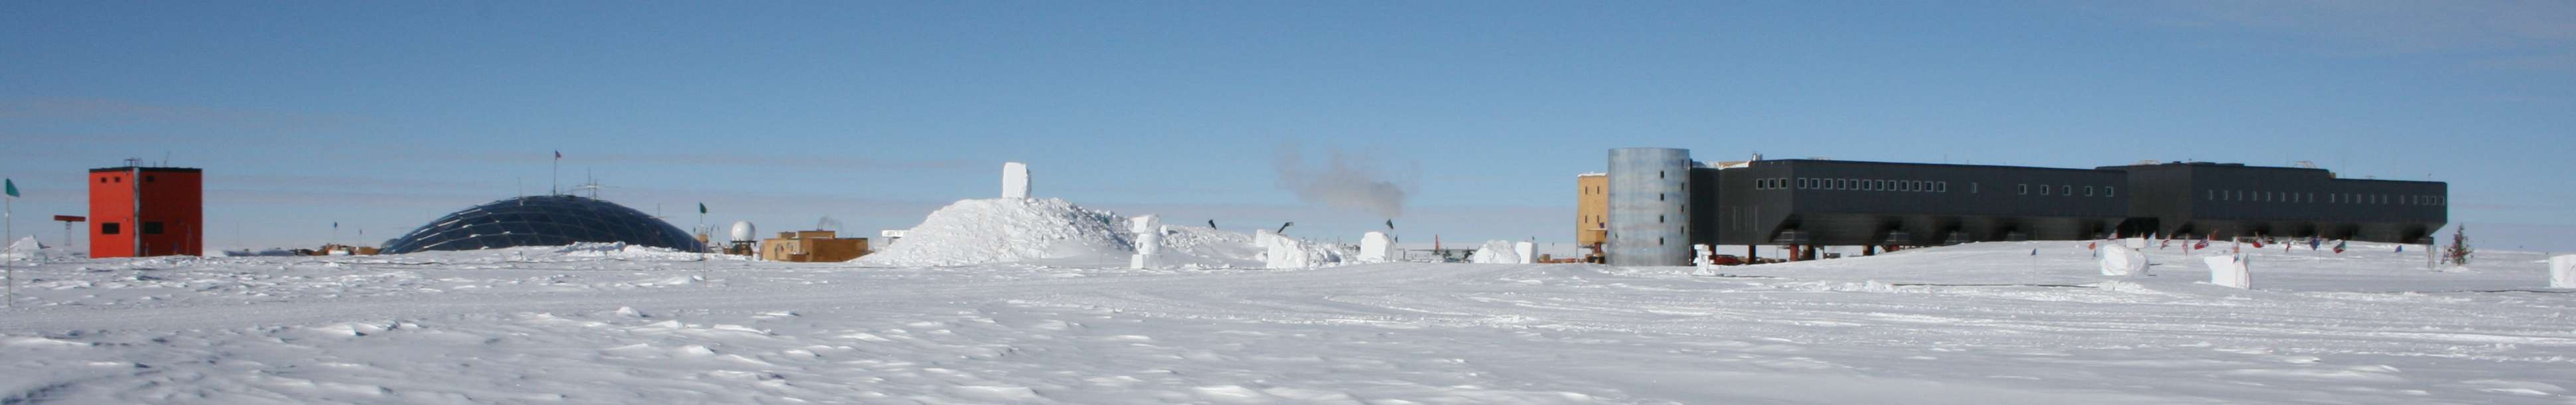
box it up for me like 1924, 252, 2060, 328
1597, 147, 2448, 266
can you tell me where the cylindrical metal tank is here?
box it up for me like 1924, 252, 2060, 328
1607, 148, 1692, 266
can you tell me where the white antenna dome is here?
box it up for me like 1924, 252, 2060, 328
729, 221, 757, 242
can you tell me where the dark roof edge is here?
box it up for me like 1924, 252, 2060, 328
1753, 159, 2121, 173
88, 167, 204, 173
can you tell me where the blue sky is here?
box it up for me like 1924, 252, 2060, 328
4, 1, 2571, 251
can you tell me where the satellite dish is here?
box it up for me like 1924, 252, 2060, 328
729, 221, 757, 243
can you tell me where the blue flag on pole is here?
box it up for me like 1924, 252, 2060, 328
3, 179, 16, 198
698, 203, 707, 214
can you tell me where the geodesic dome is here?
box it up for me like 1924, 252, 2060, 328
380, 195, 703, 254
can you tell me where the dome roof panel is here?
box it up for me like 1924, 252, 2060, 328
380, 195, 704, 254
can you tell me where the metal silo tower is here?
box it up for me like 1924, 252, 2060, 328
1607, 148, 1691, 266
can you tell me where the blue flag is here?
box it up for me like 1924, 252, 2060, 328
698, 203, 707, 214
3, 179, 16, 198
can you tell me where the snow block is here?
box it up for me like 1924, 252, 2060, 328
1358, 232, 1397, 263
1129, 215, 1161, 270
2551, 254, 2575, 289
1001, 162, 1031, 199
2204, 255, 2252, 289
2098, 244, 2147, 276
1514, 242, 1536, 264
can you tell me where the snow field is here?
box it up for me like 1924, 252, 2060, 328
1, 240, 2571, 404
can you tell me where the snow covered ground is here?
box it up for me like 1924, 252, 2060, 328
3, 241, 2571, 404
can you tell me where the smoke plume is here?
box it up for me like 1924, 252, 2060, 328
1273, 147, 1412, 218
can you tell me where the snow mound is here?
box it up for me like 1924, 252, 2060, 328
1157, 225, 1265, 266
5, 236, 78, 260
856, 199, 1137, 267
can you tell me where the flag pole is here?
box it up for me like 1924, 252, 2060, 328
5, 189, 15, 308
550, 150, 560, 196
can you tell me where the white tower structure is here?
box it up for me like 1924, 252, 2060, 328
1002, 162, 1031, 199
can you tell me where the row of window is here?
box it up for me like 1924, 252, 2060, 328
2206, 190, 2445, 206
2019, 184, 2114, 198
96, 222, 169, 235
1759, 177, 1954, 193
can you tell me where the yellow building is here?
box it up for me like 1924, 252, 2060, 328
760, 230, 871, 262
1576, 173, 1607, 261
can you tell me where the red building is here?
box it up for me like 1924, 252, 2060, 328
88, 166, 203, 258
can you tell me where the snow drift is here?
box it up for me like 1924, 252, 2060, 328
855, 198, 1333, 268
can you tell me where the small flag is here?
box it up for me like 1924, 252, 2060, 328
2395, 245, 2403, 253
2194, 240, 2210, 250
3, 178, 16, 198
332, 222, 338, 229
554, 150, 562, 160
1207, 220, 1217, 229
2333, 240, 2346, 254
2160, 239, 2171, 249
1385, 219, 1395, 230
2086, 242, 2097, 250
2031, 248, 2038, 256
2250, 240, 2264, 248
698, 203, 707, 214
